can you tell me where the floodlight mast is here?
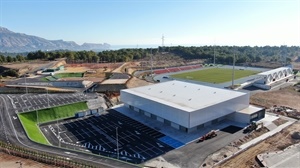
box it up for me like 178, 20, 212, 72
213, 44, 216, 66
150, 49, 153, 74
231, 49, 236, 87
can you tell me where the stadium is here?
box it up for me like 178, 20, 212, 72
120, 80, 265, 132
253, 66, 294, 89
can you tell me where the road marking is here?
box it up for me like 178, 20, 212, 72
64, 151, 78, 156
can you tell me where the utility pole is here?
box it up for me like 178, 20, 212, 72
161, 34, 165, 52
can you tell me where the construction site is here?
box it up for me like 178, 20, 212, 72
0, 57, 300, 168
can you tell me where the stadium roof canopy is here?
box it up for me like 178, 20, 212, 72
258, 67, 292, 76
122, 80, 247, 112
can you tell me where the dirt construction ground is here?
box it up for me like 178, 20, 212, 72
0, 152, 53, 168
215, 121, 300, 168
212, 84, 300, 168
250, 85, 300, 111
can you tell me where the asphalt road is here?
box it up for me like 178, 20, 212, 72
161, 126, 245, 168
0, 94, 137, 168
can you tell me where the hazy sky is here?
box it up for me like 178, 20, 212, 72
0, 0, 299, 46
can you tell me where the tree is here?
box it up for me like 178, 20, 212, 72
65, 51, 75, 63
0, 55, 5, 63
2, 69, 19, 77
6, 55, 13, 62
16, 55, 25, 62
91, 55, 99, 63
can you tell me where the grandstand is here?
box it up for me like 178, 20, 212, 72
253, 67, 294, 89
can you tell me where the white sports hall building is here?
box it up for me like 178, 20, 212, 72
120, 80, 265, 132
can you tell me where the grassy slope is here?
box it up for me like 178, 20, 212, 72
171, 68, 258, 83
18, 102, 88, 145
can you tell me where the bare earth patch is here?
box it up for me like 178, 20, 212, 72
126, 77, 153, 88
212, 86, 300, 168
1, 61, 50, 75
250, 86, 300, 111
214, 122, 300, 168
0, 152, 53, 168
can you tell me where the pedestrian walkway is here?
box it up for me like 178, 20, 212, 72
159, 136, 185, 149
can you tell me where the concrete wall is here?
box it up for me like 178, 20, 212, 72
189, 93, 249, 128
230, 112, 251, 123
120, 91, 190, 128
121, 90, 249, 128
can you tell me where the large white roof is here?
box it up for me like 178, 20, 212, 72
258, 67, 291, 76
121, 80, 247, 112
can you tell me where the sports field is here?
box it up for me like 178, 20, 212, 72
18, 102, 88, 145
171, 68, 258, 83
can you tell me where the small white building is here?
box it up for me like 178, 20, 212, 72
120, 80, 264, 132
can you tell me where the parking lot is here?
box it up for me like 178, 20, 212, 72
8, 93, 94, 113
40, 110, 176, 164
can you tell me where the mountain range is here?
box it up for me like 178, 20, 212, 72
0, 27, 110, 53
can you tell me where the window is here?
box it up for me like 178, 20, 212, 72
251, 113, 258, 119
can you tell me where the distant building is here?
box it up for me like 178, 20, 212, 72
120, 80, 264, 132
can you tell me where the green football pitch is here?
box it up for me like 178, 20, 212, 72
171, 68, 258, 84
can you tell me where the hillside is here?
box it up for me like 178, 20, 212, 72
0, 27, 110, 52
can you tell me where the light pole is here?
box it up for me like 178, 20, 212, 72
116, 127, 119, 159
150, 49, 153, 75
57, 119, 60, 147
36, 108, 39, 125
46, 88, 49, 108
24, 76, 28, 94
